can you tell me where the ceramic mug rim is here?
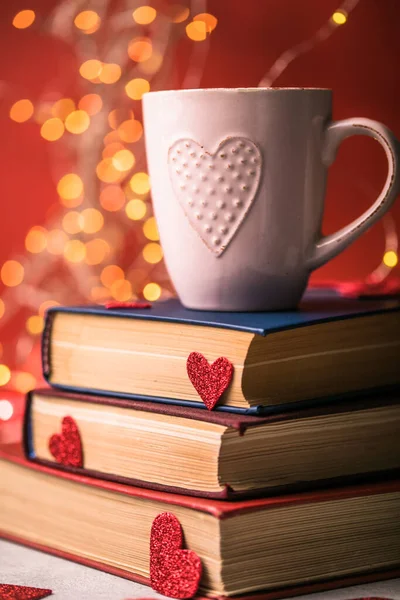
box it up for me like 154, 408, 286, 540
144, 87, 332, 98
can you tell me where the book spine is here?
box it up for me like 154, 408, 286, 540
41, 311, 55, 382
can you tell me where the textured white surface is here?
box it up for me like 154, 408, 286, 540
0, 540, 399, 600
168, 137, 262, 256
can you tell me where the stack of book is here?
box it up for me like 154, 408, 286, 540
1, 291, 400, 599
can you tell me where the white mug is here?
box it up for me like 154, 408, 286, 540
143, 88, 399, 311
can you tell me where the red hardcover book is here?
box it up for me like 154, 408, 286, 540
25, 388, 400, 498
1, 445, 399, 599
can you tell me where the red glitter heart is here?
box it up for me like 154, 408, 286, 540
150, 512, 202, 599
48, 416, 83, 468
104, 301, 151, 309
0, 585, 52, 599
186, 352, 234, 410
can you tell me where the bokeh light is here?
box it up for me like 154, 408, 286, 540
64, 239, 86, 263
79, 59, 103, 80
1, 260, 24, 287
25, 226, 47, 253
46, 229, 68, 255
13, 10, 35, 29
125, 78, 150, 100
26, 315, 44, 335
65, 110, 90, 134
383, 250, 398, 268
331, 10, 348, 25
118, 119, 143, 143
186, 20, 207, 41
125, 199, 147, 220
193, 13, 218, 32
52, 98, 75, 120
96, 158, 122, 183
129, 172, 150, 194
143, 216, 159, 241
9, 99, 34, 123
40, 117, 65, 141
101, 265, 125, 288
128, 38, 153, 63
14, 371, 36, 393
0, 300, 4, 319
143, 242, 163, 264
99, 63, 122, 84
80, 208, 104, 234
102, 142, 125, 159
78, 94, 103, 116
140, 51, 163, 75
62, 211, 82, 234
100, 185, 126, 212
85, 239, 110, 265
112, 149, 135, 171
143, 282, 161, 301
57, 174, 84, 202
0, 399, 13, 420
133, 6, 157, 25
74, 10, 101, 33
110, 279, 132, 301
169, 5, 190, 23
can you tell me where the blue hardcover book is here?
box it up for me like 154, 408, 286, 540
42, 290, 400, 414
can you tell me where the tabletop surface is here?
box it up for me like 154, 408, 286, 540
1, 540, 399, 600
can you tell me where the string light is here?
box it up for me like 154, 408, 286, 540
9, 99, 34, 123
128, 38, 153, 62
143, 282, 161, 301
101, 265, 124, 287
80, 208, 104, 234
143, 242, 163, 264
118, 119, 143, 142
78, 94, 103, 115
74, 11, 101, 33
25, 226, 47, 253
12, 10, 35, 29
132, 6, 157, 25
65, 110, 90, 134
112, 149, 135, 171
64, 239, 86, 263
1, 261, 24, 287
85, 239, 110, 265
125, 198, 147, 220
57, 173, 84, 201
383, 250, 398, 268
100, 185, 126, 212
40, 118, 65, 141
143, 216, 159, 241
99, 63, 122, 84
129, 172, 150, 194
125, 78, 150, 100
26, 315, 44, 335
0, 400, 13, 419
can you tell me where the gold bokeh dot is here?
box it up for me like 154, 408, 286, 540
0, 300, 4, 319
129, 172, 150, 194
14, 371, 36, 393
143, 282, 161, 301
132, 6, 157, 25
65, 110, 90, 134
96, 158, 123, 183
169, 5, 190, 23
125, 78, 150, 100
110, 279, 132, 301
9, 99, 34, 123
62, 211, 83, 234
102, 142, 125, 159
143, 216, 159, 241
128, 38, 153, 63
0, 365, 11, 386
101, 265, 125, 288
125, 198, 147, 220
143, 242, 163, 264
79, 59, 103, 80
74, 10, 101, 32
331, 10, 347, 25
100, 185, 126, 211
26, 315, 44, 335
64, 239, 86, 263
112, 149, 135, 171
57, 174, 84, 201
118, 119, 143, 143
80, 208, 104, 234
99, 63, 122, 84
1, 260, 24, 287
85, 239, 110, 265
40, 118, 65, 141
383, 250, 398, 268
25, 226, 47, 253
193, 12, 218, 32
78, 94, 103, 115
13, 10, 35, 29
46, 229, 68, 255
186, 20, 207, 41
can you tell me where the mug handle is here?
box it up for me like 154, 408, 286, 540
307, 117, 399, 270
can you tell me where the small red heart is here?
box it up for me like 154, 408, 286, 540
0, 584, 52, 599
150, 512, 202, 599
49, 416, 83, 468
186, 352, 234, 410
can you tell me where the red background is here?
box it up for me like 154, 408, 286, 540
0, 0, 399, 300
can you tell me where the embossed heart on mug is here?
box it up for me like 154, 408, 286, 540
168, 137, 262, 256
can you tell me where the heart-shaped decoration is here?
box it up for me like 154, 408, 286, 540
48, 415, 83, 468
168, 137, 262, 256
150, 512, 202, 599
0, 585, 52, 600
186, 352, 234, 410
